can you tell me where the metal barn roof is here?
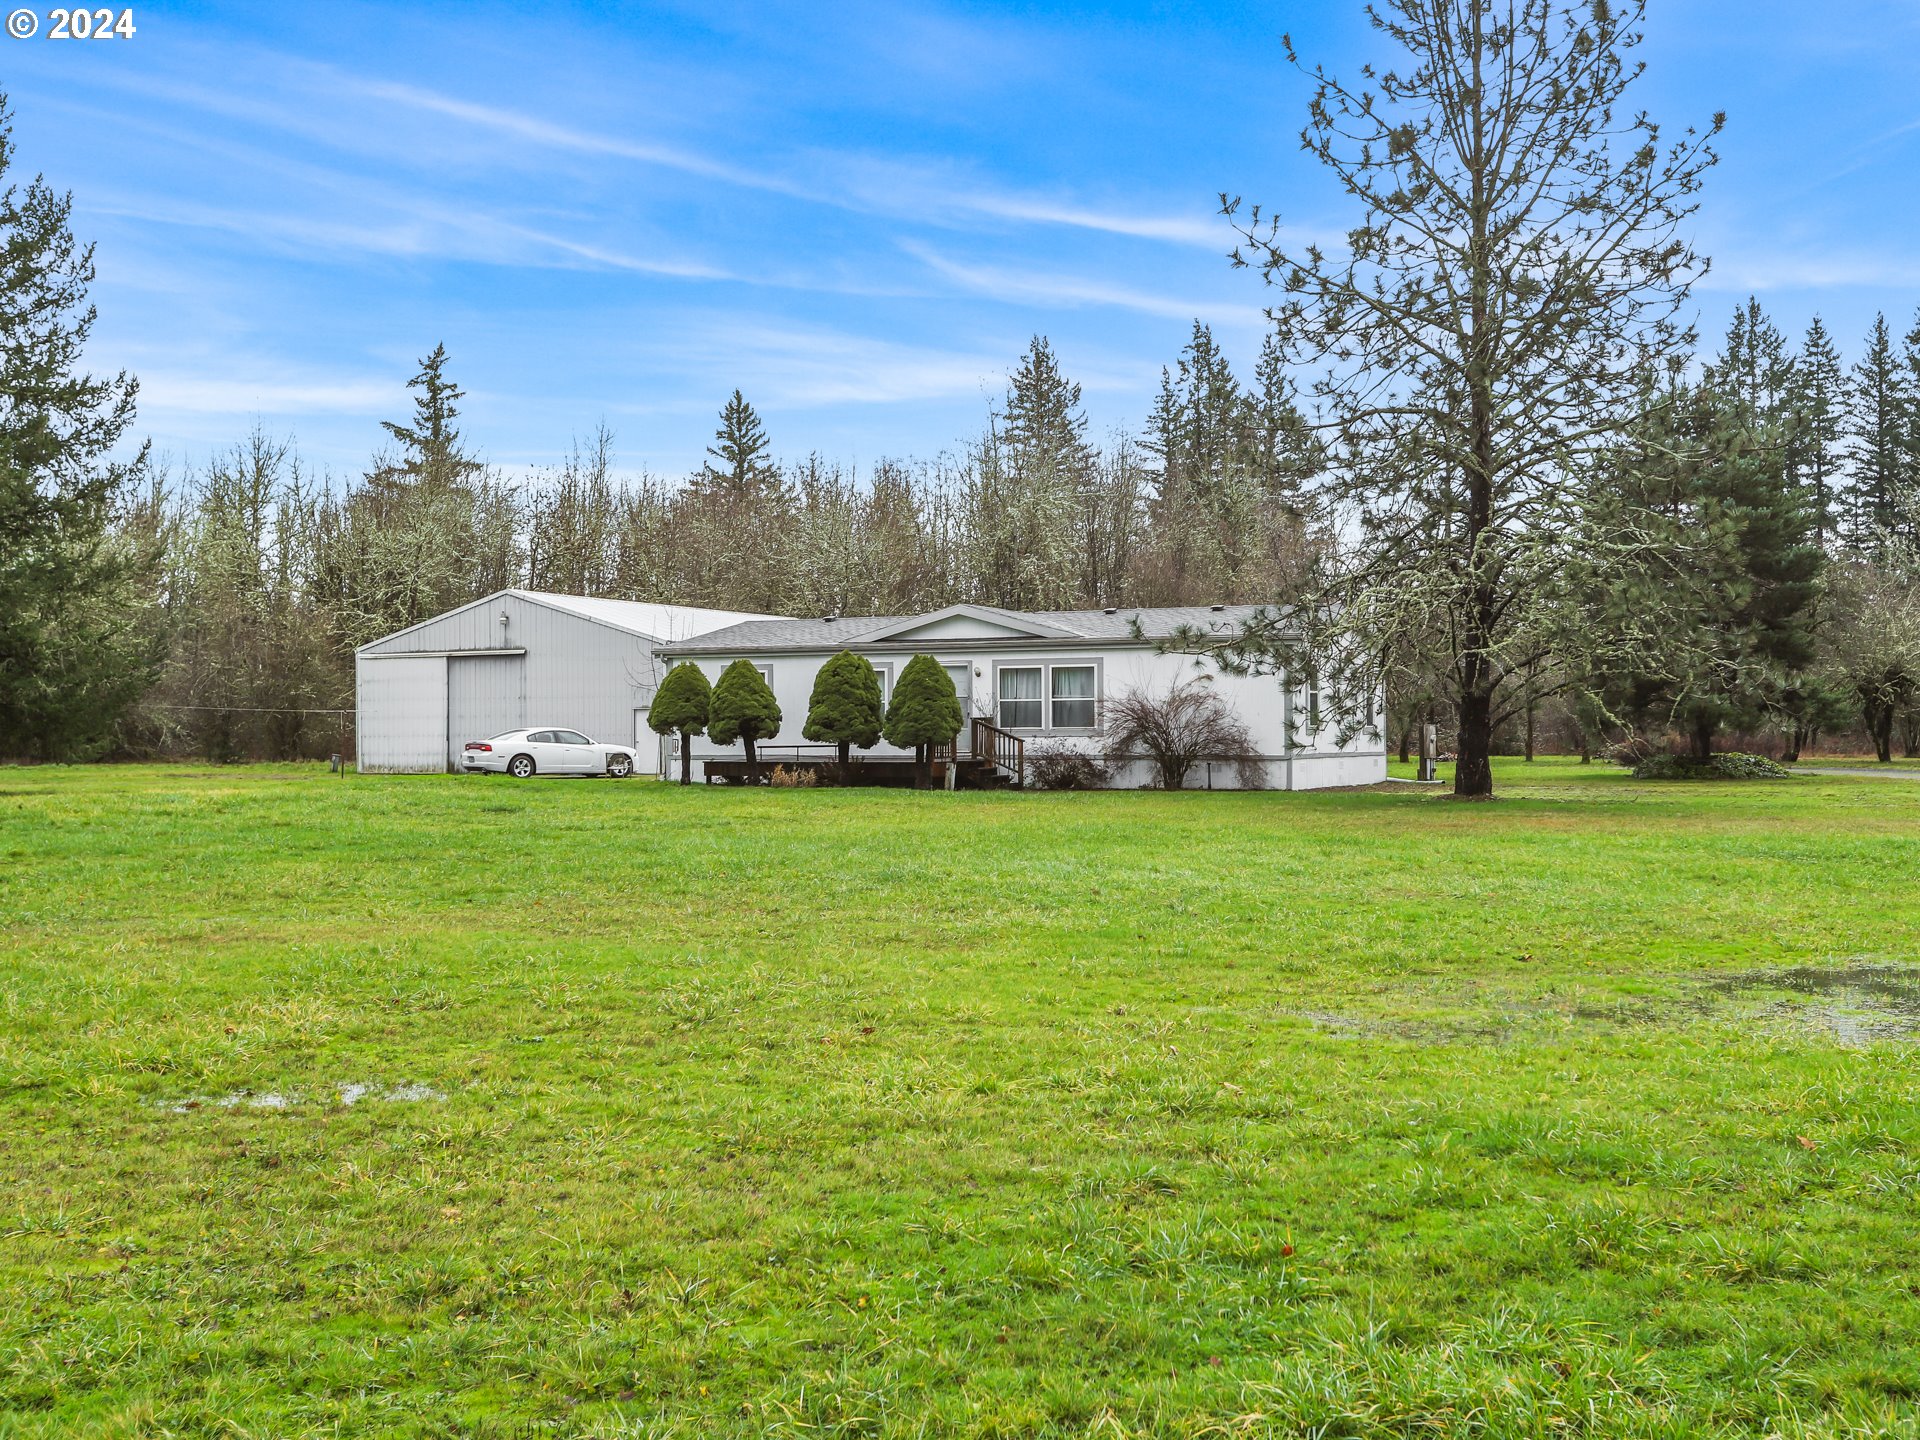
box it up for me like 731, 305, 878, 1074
358, 589, 783, 654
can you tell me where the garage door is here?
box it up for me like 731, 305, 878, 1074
448, 654, 527, 768
356, 655, 448, 773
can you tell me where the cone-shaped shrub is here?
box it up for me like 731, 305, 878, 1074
646, 663, 712, 784
803, 650, 884, 773
883, 653, 963, 787
708, 659, 783, 780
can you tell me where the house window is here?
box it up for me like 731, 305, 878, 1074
756, 665, 773, 688
998, 667, 1043, 730
1050, 665, 1096, 729
1307, 683, 1321, 732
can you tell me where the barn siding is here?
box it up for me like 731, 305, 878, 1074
358, 593, 683, 773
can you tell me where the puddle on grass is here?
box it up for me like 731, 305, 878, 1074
1708, 964, 1920, 1046
1288, 964, 1920, 1051
157, 1082, 446, 1114
1293, 1009, 1516, 1046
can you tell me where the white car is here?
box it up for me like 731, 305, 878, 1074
462, 728, 639, 779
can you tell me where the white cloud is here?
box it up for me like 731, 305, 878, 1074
902, 241, 1267, 325
663, 324, 1008, 409
344, 77, 821, 202
136, 368, 396, 416
1702, 249, 1920, 291
338, 72, 1230, 250
91, 190, 738, 282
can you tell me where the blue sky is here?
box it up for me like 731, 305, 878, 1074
8, 0, 1920, 481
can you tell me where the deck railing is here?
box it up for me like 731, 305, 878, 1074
969, 716, 1025, 788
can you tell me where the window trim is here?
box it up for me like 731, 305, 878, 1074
995, 664, 1045, 732
1048, 663, 1099, 733
991, 658, 1105, 735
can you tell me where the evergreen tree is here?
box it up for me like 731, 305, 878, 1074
1137, 322, 1315, 602
802, 649, 883, 772
316, 348, 512, 645
1208, 2, 1721, 796
1787, 317, 1846, 548
707, 658, 781, 780
0, 95, 158, 759
647, 661, 712, 784
693, 390, 781, 502
369, 343, 484, 500
963, 340, 1084, 610
1708, 297, 1793, 423
1901, 308, 1920, 548
882, 652, 963, 787
1245, 332, 1319, 506
1594, 378, 1823, 758
1001, 336, 1094, 480
1845, 314, 1905, 547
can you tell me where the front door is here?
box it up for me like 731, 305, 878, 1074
944, 664, 973, 754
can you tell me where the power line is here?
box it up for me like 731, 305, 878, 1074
141, 704, 354, 715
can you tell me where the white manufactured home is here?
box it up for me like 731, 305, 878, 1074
354, 590, 781, 773
660, 603, 1386, 790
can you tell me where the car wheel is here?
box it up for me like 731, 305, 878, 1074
606, 755, 632, 779
508, 754, 536, 778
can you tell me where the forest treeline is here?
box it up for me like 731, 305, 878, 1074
105, 294, 1920, 766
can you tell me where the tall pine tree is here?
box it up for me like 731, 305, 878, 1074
368, 343, 484, 500
693, 390, 782, 502
1786, 317, 1845, 548
1845, 314, 1905, 548
0, 95, 158, 759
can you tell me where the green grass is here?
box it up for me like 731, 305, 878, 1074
1787, 754, 1920, 770
4, 759, 1920, 1438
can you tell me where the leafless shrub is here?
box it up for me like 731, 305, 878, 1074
1104, 680, 1265, 790
766, 765, 819, 788
1026, 745, 1112, 791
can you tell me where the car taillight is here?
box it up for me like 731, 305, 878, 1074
465, 742, 491, 752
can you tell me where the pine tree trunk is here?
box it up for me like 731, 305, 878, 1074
1524, 697, 1536, 762
1690, 717, 1715, 763
1782, 723, 1807, 765
1454, 685, 1495, 797
1873, 706, 1894, 764
1451, 63, 1498, 805
838, 738, 851, 775
1398, 724, 1411, 765
679, 730, 692, 784
744, 735, 759, 783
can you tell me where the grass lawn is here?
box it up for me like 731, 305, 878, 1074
1787, 755, 1920, 770
4, 759, 1920, 1437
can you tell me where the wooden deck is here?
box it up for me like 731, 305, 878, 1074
703, 720, 1025, 788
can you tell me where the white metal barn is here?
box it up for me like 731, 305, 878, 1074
355, 590, 780, 774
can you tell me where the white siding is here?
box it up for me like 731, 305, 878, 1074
676, 641, 1387, 790
356, 655, 447, 773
